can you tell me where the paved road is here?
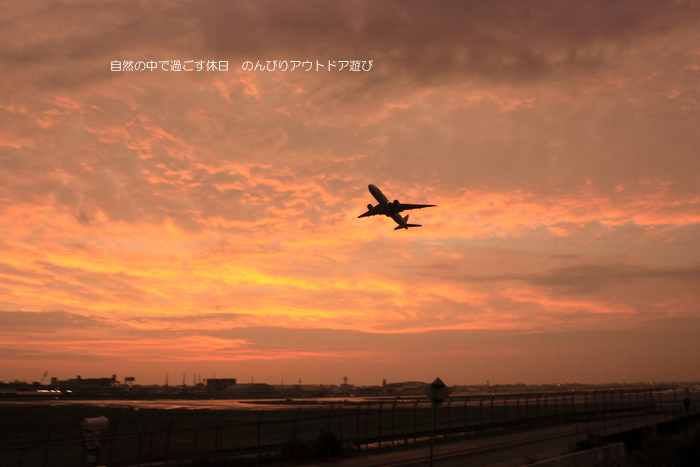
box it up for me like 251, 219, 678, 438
306, 413, 675, 467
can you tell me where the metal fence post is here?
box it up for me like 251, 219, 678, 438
148, 422, 154, 465
620, 391, 624, 416
43, 424, 55, 467
165, 417, 173, 467
355, 404, 361, 449
544, 392, 566, 422
463, 397, 469, 431
215, 413, 222, 463
257, 410, 264, 462
593, 390, 597, 420
19, 431, 25, 467
365, 403, 371, 450
403, 401, 409, 445
447, 398, 452, 433
326, 404, 332, 433
293, 408, 300, 459
570, 392, 575, 421
430, 402, 436, 467
557, 393, 562, 421
391, 400, 397, 447
609, 390, 614, 419
602, 392, 607, 436
644, 389, 650, 426
192, 416, 197, 460
109, 420, 118, 467
479, 397, 484, 431
413, 400, 419, 445
339, 403, 344, 446
619, 391, 625, 432
377, 402, 383, 449
138, 423, 144, 465
673, 388, 678, 417
645, 389, 650, 413
525, 394, 530, 424
337, 402, 345, 446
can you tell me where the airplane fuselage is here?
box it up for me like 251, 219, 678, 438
369, 184, 405, 225
369, 184, 389, 204
361, 184, 434, 230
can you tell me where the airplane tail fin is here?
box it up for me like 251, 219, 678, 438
394, 214, 422, 230
394, 224, 421, 230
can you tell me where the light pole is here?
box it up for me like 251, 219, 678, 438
426, 378, 451, 467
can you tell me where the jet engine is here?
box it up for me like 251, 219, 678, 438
393, 199, 400, 205
367, 204, 373, 210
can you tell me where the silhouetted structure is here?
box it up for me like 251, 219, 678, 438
206, 378, 237, 392
51, 375, 118, 388
223, 383, 280, 398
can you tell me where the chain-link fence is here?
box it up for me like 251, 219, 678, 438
0, 387, 692, 466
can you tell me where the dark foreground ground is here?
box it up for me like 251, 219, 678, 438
1, 393, 697, 466
620, 415, 700, 467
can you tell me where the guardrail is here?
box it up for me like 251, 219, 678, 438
0, 387, 694, 466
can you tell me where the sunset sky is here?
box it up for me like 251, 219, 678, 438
1, 1, 699, 386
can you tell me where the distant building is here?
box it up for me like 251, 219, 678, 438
386, 381, 429, 396
207, 378, 237, 392
223, 383, 280, 398
52, 375, 118, 388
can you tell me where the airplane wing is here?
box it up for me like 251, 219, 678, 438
359, 203, 435, 217
358, 205, 387, 218
396, 203, 436, 213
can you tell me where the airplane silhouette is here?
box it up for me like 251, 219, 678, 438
358, 184, 435, 230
